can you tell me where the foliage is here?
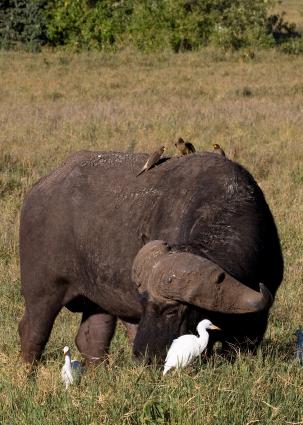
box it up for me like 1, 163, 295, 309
266, 11, 301, 44
46, 0, 281, 51
166, 0, 217, 52
278, 37, 303, 55
46, 0, 132, 50
126, 0, 168, 51
0, 0, 302, 52
210, 0, 276, 49
0, 0, 48, 51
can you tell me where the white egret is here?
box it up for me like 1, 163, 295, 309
61, 346, 83, 389
163, 319, 220, 375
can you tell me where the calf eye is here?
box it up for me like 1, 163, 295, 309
216, 272, 225, 284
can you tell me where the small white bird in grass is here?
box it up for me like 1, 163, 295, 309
163, 319, 220, 375
61, 346, 83, 389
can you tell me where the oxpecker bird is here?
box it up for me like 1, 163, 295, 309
163, 319, 220, 375
175, 137, 196, 155
61, 346, 83, 389
294, 328, 303, 365
213, 143, 226, 157
136, 146, 166, 177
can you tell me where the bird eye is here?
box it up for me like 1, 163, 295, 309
216, 272, 225, 284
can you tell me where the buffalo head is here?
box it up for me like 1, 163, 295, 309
132, 240, 272, 361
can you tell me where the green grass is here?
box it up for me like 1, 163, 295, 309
1, 14, 303, 422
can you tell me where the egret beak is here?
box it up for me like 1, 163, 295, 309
210, 325, 221, 331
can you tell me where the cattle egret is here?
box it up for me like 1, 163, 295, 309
163, 319, 220, 375
136, 146, 166, 176
294, 328, 303, 365
61, 346, 83, 389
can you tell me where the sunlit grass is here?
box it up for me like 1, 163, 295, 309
1, 42, 303, 424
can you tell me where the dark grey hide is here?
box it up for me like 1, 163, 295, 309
19, 151, 283, 363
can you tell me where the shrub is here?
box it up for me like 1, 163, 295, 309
165, 0, 216, 52
46, 0, 278, 51
126, 0, 168, 51
0, 0, 301, 52
0, 0, 48, 51
279, 37, 303, 55
210, 0, 275, 49
46, 0, 132, 50
266, 12, 301, 44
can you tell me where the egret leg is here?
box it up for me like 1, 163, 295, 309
75, 310, 117, 365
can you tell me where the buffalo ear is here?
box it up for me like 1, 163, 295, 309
140, 233, 149, 245
132, 240, 170, 293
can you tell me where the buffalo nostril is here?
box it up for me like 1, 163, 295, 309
216, 272, 225, 284
133, 349, 141, 358
132, 350, 151, 365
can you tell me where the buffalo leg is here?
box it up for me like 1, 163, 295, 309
121, 320, 138, 347
19, 295, 62, 364
75, 310, 117, 364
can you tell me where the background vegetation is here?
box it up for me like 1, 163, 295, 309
1, 0, 303, 424
0, 0, 302, 52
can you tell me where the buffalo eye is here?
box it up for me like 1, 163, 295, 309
165, 307, 179, 317
216, 272, 225, 284
166, 274, 176, 284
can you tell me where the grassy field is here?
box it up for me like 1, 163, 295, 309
1, 5, 303, 423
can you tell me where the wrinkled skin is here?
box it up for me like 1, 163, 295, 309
19, 151, 283, 364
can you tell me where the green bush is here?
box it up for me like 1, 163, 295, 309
46, 0, 132, 50
210, 0, 275, 49
266, 12, 300, 44
279, 37, 303, 55
126, 0, 168, 51
0, 0, 301, 52
46, 0, 279, 51
0, 0, 48, 51
166, 0, 215, 52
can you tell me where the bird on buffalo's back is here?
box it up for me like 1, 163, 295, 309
294, 328, 303, 366
163, 319, 220, 375
175, 137, 196, 155
61, 346, 83, 389
136, 146, 166, 177
213, 143, 226, 157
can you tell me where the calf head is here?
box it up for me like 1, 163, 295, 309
132, 240, 272, 360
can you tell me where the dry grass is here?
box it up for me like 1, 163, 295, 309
273, 0, 303, 30
1, 34, 303, 425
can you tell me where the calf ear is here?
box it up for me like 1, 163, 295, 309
132, 240, 170, 293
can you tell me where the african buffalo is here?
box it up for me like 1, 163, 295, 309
19, 151, 283, 364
